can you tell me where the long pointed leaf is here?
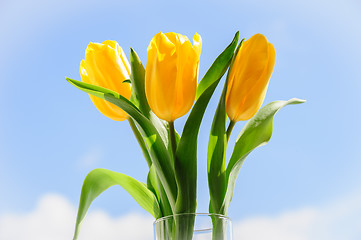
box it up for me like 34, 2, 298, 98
196, 32, 239, 100
128, 118, 152, 168
129, 50, 175, 166
67, 78, 177, 211
207, 37, 244, 214
207, 81, 228, 214
73, 168, 161, 240
147, 164, 172, 217
128, 52, 177, 216
130, 48, 151, 117
220, 98, 306, 214
175, 32, 239, 214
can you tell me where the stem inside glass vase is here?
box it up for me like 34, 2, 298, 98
154, 213, 232, 240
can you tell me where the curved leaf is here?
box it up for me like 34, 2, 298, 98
220, 98, 306, 214
175, 32, 240, 214
73, 168, 160, 240
67, 78, 177, 211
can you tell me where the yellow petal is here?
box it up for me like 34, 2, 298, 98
226, 33, 275, 122
192, 33, 202, 58
79, 41, 131, 121
79, 59, 89, 82
102, 40, 131, 77
145, 32, 201, 121
155, 32, 177, 61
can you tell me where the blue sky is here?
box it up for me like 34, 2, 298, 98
0, 0, 361, 239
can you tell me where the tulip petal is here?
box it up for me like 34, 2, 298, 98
231, 34, 268, 97
80, 41, 132, 121
226, 33, 273, 121
155, 32, 177, 61
81, 59, 123, 120
192, 33, 202, 58
146, 33, 178, 121
145, 32, 200, 121
173, 39, 198, 120
171, 36, 193, 120
232, 40, 276, 121
103, 40, 131, 77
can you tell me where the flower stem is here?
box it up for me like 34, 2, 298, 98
128, 118, 152, 168
168, 121, 177, 160
226, 120, 236, 142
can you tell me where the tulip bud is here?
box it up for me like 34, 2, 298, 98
80, 40, 132, 121
145, 32, 202, 122
225, 34, 276, 122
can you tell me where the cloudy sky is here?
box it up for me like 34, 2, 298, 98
1, 0, 361, 239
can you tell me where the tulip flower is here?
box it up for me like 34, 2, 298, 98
225, 33, 276, 122
145, 32, 202, 122
80, 40, 132, 121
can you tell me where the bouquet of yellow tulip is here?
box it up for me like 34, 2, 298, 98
67, 31, 305, 240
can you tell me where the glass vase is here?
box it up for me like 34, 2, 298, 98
154, 213, 232, 240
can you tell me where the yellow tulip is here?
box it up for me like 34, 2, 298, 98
80, 40, 131, 121
145, 32, 202, 122
225, 33, 276, 122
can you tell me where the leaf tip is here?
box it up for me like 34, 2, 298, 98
235, 31, 240, 38
66, 77, 80, 88
288, 98, 306, 104
130, 48, 142, 64
232, 31, 240, 44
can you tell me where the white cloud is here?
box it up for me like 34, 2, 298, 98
233, 192, 361, 240
234, 208, 318, 240
0, 194, 153, 240
0, 192, 360, 240
0, 194, 75, 240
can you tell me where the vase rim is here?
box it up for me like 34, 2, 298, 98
154, 212, 231, 224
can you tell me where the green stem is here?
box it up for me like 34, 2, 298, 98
226, 120, 235, 143
168, 121, 177, 160
128, 118, 152, 168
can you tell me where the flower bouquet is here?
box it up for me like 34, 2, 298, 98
67, 31, 305, 240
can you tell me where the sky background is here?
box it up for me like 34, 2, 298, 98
0, 0, 361, 239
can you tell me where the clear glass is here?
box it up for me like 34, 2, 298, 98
154, 213, 232, 240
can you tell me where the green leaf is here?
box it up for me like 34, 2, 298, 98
73, 168, 160, 240
129, 51, 175, 217
128, 51, 177, 213
220, 98, 306, 214
128, 118, 152, 168
129, 50, 174, 162
130, 48, 151, 117
147, 164, 172, 217
122, 79, 131, 84
207, 81, 228, 214
66, 78, 177, 212
207, 37, 244, 214
174, 32, 240, 214
128, 51, 181, 215
147, 164, 160, 201
196, 32, 239, 99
